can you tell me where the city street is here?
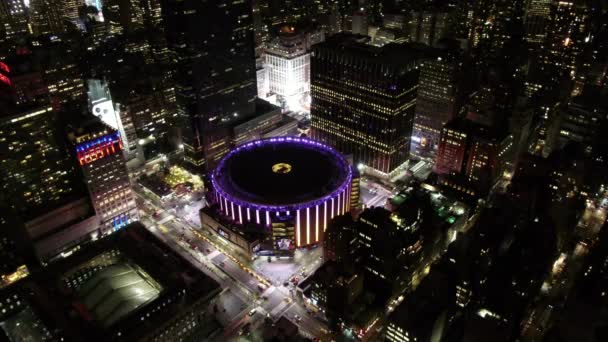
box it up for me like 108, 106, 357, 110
134, 188, 329, 340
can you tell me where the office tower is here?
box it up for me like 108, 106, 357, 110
0, 60, 101, 262
1, 57, 49, 107
161, 0, 257, 171
141, 0, 163, 30
40, 38, 86, 106
264, 25, 311, 112
30, 0, 66, 36
410, 49, 461, 160
101, 57, 177, 158
556, 89, 607, 150
61, 0, 84, 23
103, 0, 146, 35
311, 33, 422, 176
0, 61, 82, 219
435, 117, 514, 197
528, 93, 561, 157
0, 0, 29, 41
0, 105, 85, 216
408, 11, 449, 46
523, 0, 551, 45
87, 79, 136, 157
323, 186, 466, 307
69, 118, 138, 235
536, 0, 589, 93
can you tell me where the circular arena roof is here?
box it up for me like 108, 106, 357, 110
212, 137, 351, 209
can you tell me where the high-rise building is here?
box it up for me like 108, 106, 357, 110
311, 33, 422, 176
30, 0, 66, 36
535, 0, 589, 94
40, 38, 86, 106
556, 90, 607, 150
410, 49, 461, 160
435, 117, 514, 197
161, 0, 257, 171
0, 0, 30, 41
68, 118, 138, 235
87, 79, 136, 157
322, 185, 467, 309
264, 25, 311, 112
103, 0, 147, 35
0, 105, 85, 216
0, 61, 84, 219
408, 11, 449, 46
61, 0, 84, 23
0, 61, 100, 263
523, 0, 551, 45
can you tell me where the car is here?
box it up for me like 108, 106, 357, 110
294, 314, 301, 322
248, 308, 256, 316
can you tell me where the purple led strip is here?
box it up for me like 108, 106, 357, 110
211, 137, 353, 212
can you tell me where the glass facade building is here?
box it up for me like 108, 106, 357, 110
310, 33, 422, 175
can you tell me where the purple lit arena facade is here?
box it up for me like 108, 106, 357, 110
210, 137, 352, 247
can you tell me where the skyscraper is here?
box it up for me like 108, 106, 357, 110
523, 0, 552, 45
410, 49, 461, 160
69, 118, 138, 235
538, 0, 589, 92
0, 0, 30, 42
0, 61, 83, 218
0, 105, 83, 220
161, 0, 257, 171
30, 0, 66, 36
264, 25, 311, 112
435, 117, 514, 197
408, 10, 449, 47
311, 33, 422, 175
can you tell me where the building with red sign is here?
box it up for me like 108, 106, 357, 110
70, 118, 138, 235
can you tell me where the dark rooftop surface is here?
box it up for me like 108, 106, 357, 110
1, 222, 221, 342
214, 138, 350, 206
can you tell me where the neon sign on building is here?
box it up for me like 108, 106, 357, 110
0, 62, 9, 73
75, 132, 123, 166
0, 73, 11, 86
0, 62, 10, 86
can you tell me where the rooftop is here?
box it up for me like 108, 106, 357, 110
213, 137, 351, 208
78, 263, 162, 328
0, 222, 221, 341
